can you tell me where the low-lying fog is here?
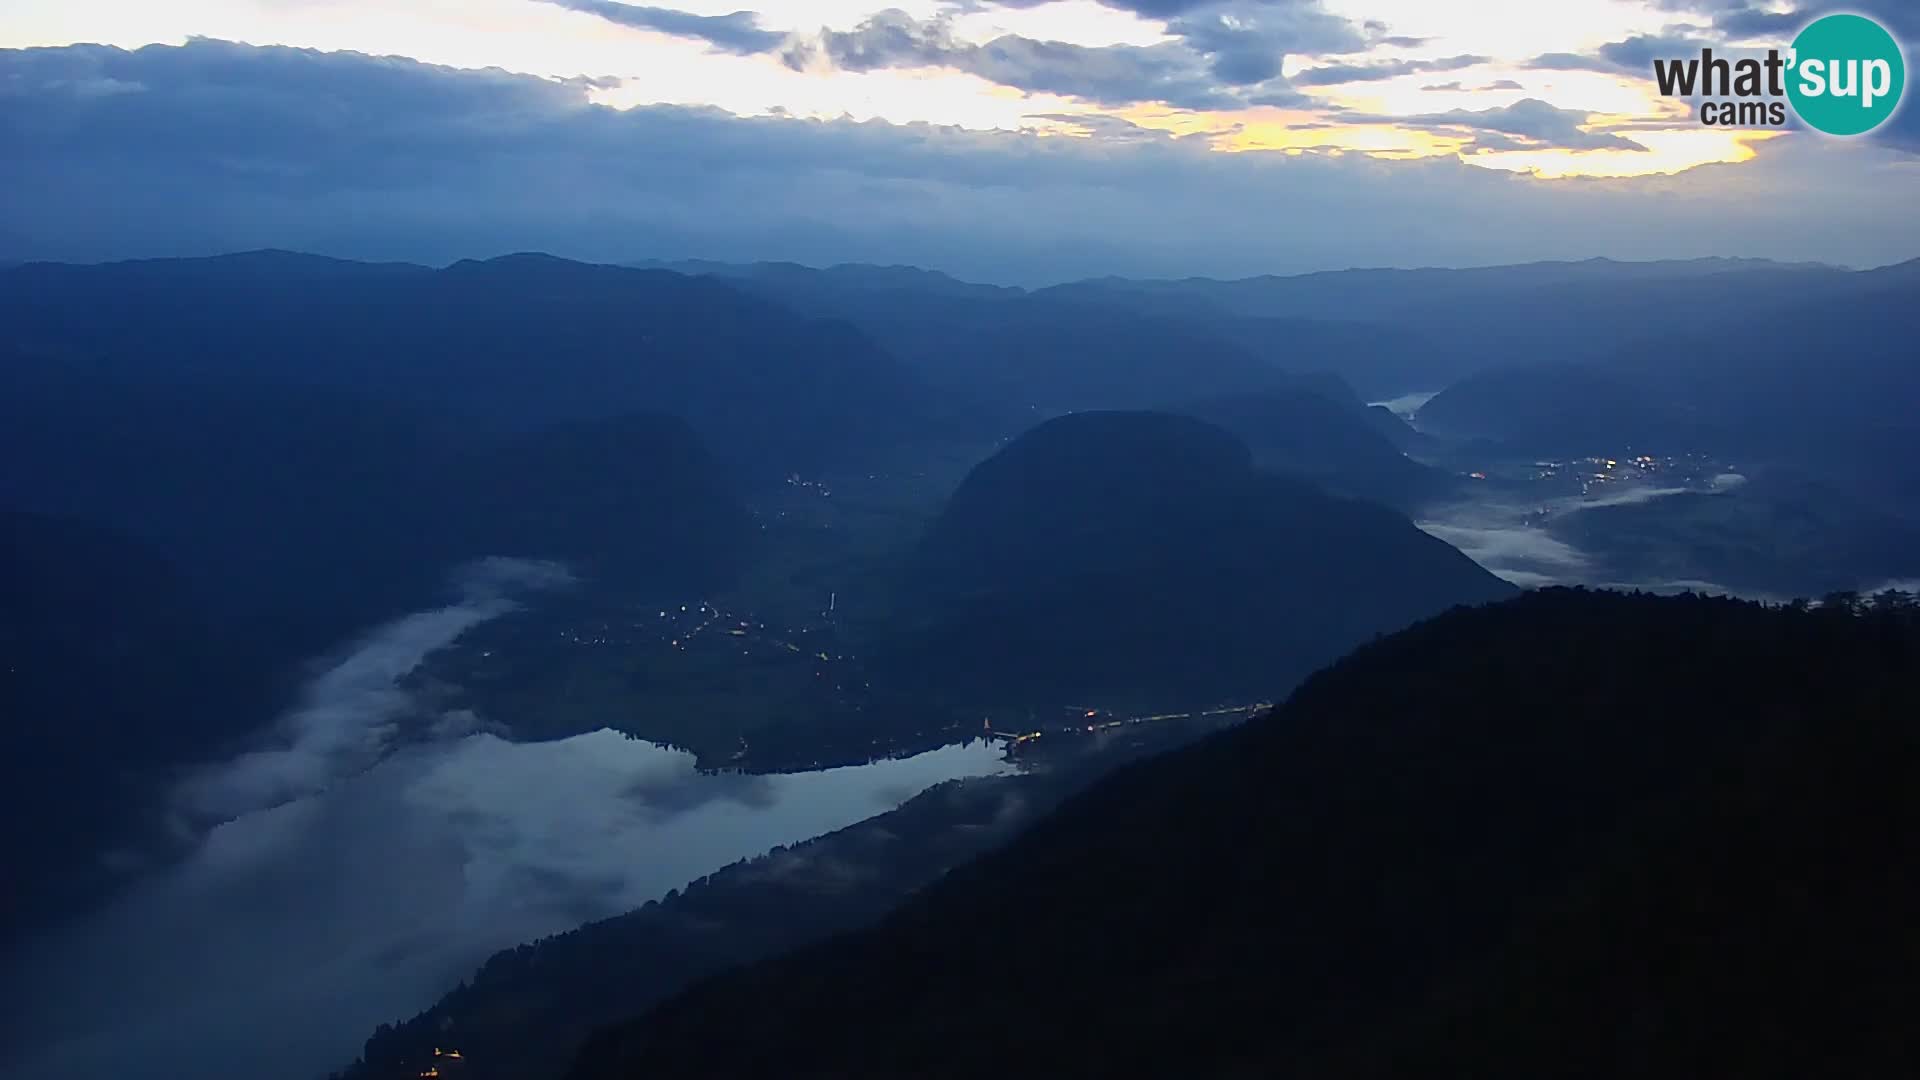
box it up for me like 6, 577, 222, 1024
1417, 481, 1728, 593
0, 560, 1012, 1080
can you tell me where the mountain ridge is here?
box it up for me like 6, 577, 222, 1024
567, 588, 1920, 1080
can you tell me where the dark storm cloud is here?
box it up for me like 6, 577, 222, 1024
1293, 53, 1489, 86
3, 39, 1916, 280
534, 0, 787, 54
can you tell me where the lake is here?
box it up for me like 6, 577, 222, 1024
2, 570, 1014, 1080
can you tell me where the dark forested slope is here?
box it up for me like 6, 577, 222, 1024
874, 411, 1511, 709
0, 513, 256, 932
0, 252, 944, 475
1176, 387, 1454, 511
0, 362, 755, 665
422, 412, 754, 592
572, 589, 1920, 1080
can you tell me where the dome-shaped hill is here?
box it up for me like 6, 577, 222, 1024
879, 411, 1512, 710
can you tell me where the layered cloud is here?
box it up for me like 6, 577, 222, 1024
1350, 98, 1652, 153
526, 0, 1381, 111
1655, 0, 1920, 41
1294, 52, 1488, 86
3, 39, 1917, 278
1529, 32, 1713, 76
781, 10, 1246, 109
8, 0, 1915, 175
535, 0, 788, 54
770, 2, 1382, 110
966, 0, 1375, 83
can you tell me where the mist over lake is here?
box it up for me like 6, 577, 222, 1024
0, 582, 1012, 1080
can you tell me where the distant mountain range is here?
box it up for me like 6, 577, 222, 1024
3, 251, 957, 473
1417, 258, 1919, 508
647, 254, 1901, 399
1035, 256, 1846, 318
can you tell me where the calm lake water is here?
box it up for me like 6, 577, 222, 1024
5, 730, 1013, 1080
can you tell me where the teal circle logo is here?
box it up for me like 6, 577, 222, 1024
1787, 13, 1906, 136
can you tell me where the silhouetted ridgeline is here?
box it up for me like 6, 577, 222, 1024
569, 589, 1920, 1080
646, 258, 1381, 412
0, 251, 947, 475
706, 255, 1878, 401
1178, 388, 1453, 511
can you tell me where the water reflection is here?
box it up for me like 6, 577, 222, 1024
2, 732, 1013, 1080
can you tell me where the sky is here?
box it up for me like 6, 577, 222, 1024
2, 0, 1917, 279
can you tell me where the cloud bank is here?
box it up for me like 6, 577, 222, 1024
1349, 97, 1652, 153
536, 0, 788, 55
3, 39, 1918, 280
788, 0, 1376, 105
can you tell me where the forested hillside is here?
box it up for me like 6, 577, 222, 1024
572, 589, 1920, 1080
